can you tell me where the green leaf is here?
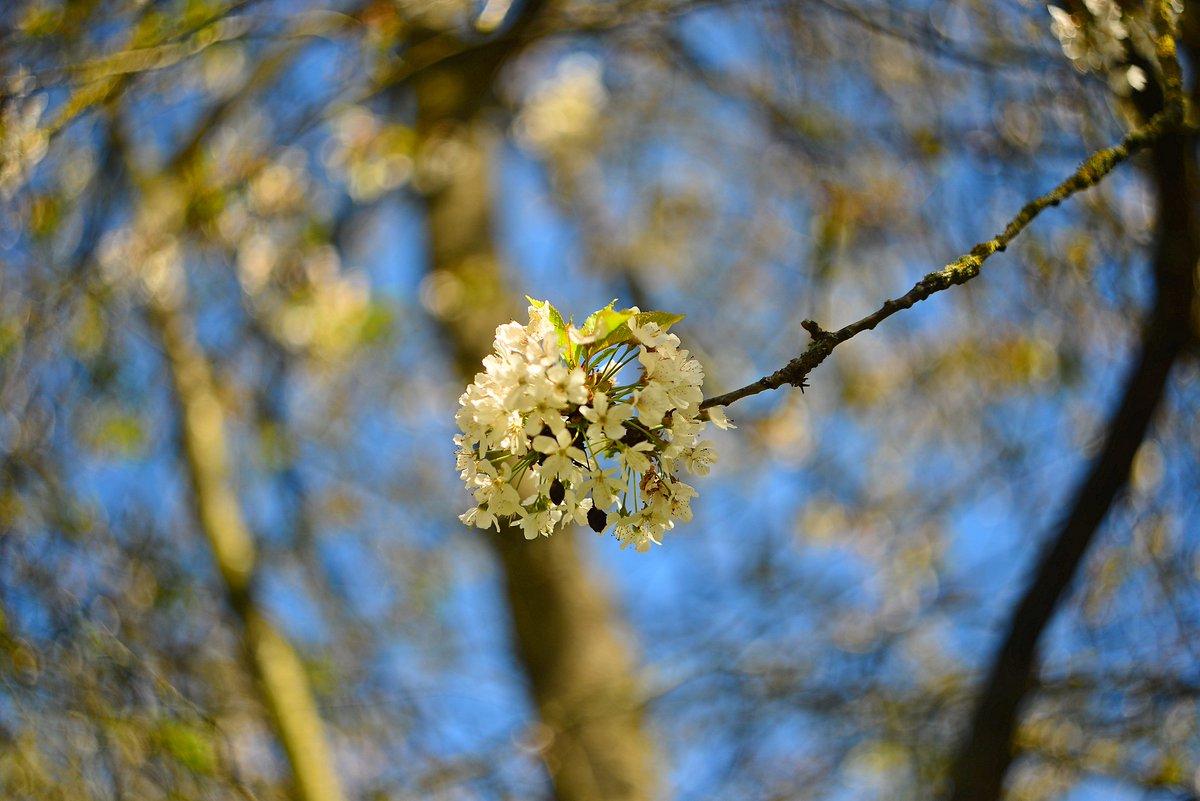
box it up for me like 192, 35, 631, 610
157, 720, 216, 775
526, 296, 570, 352
596, 310, 686, 349
591, 309, 637, 346
581, 299, 620, 336
529, 298, 687, 357
636, 310, 686, 332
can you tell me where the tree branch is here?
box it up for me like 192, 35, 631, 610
946, 94, 1198, 801
700, 109, 1181, 411
146, 275, 349, 801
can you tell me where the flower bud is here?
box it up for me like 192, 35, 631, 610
587, 506, 608, 533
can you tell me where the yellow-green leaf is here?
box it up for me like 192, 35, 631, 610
597, 310, 685, 349
526, 296, 569, 351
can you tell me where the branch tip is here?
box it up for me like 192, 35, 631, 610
801, 319, 832, 340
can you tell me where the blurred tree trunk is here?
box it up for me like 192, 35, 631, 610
414, 60, 662, 801
146, 257, 347, 801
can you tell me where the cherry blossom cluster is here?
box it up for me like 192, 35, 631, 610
454, 299, 733, 552
1048, 0, 1181, 95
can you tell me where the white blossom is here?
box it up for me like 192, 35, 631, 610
533, 428, 586, 483
683, 441, 718, 476
581, 392, 632, 444
454, 299, 723, 551
580, 466, 625, 506
1047, 2, 1163, 94
629, 316, 671, 348
633, 383, 671, 427
707, 406, 737, 430
619, 440, 655, 475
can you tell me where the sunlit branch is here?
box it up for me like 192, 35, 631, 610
700, 107, 1183, 411
145, 273, 349, 801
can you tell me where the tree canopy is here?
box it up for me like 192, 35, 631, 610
2, 1, 1198, 800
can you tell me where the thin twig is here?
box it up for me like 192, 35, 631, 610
700, 108, 1182, 411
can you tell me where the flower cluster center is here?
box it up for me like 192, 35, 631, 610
454, 299, 733, 552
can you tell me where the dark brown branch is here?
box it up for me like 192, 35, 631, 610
700, 109, 1180, 411
946, 104, 1198, 801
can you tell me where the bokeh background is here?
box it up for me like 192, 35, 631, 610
2, 1, 1199, 800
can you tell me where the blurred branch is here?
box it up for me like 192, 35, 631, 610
38, 4, 264, 137
946, 53, 1198, 801
144, 258, 347, 801
809, 0, 1051, 72
168, 37, 306, 172
654, 29, 828, 160
700, 107, 1183, 411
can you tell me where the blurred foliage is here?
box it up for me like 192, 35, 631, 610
1, 0, 1199, 800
